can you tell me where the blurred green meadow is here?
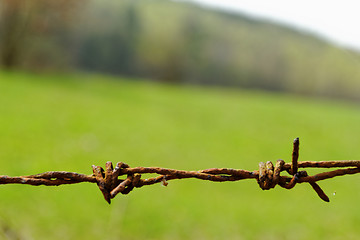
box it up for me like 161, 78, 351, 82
1, 71, 360, 239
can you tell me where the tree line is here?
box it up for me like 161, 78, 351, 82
1, 0, 360, 100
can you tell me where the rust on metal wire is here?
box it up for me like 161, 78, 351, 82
1, 138, 360, 204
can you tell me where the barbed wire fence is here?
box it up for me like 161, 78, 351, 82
1, 138, 360, 204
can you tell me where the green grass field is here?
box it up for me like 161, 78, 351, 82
1, 71, 360, 239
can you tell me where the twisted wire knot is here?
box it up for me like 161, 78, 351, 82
255, 138, 330, 202
256, 160, 309, 191
257, 160, 284, 190
257, 138, 301, 191
92, 162, 142, 204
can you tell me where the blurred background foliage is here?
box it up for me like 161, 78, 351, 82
1, 0, 360, 100
1, 0, 360, 239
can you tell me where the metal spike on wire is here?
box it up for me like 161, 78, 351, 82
1, 138, 360, 204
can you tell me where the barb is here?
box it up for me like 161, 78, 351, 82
1, 138, 360, 203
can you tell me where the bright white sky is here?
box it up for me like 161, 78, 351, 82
187, 0, 360, 51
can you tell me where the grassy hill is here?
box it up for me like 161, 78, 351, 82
1, 71, 360, 239
76, 0, 360, 100
3, 0, 360, 101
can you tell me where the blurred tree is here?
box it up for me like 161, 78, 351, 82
182, 13, 206, 83
0, 0, 83, 70
121, 3, 141, 75
0, 0, 29, 68
77, 2, 141, 75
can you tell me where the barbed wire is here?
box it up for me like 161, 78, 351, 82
1, 138, 360, 204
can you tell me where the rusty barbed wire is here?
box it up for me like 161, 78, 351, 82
1, 138, 360, 203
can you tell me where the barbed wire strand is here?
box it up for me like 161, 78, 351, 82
1, 138, 360, 203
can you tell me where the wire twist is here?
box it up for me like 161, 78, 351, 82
1, 138, 360, 203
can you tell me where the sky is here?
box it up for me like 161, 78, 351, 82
187, 0, 360, 51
